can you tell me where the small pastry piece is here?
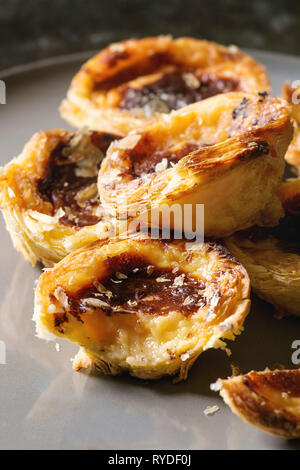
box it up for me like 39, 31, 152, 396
218, 368, 300, 439
98, 92, 292, 238
0, 128, 119, 266
282, 82, 300, 170
225, 178, 300, 317
34, 238, 250, 381
60, 36, 270, 136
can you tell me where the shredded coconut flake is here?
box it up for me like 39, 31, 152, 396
182, 72, 200, 89
210, 381, 221, 392
117, 134, 141, 149
183, 296, 194, 306
155, 158, 168, 173
181, 353, 190, 361
156, 277, 171, 283
204, 405, 220, 416
116, 272, 128, 280
94, 281, 113, 299
47, 303, 64, 314
82, 298, 110, 308
173, 274, 185, 287
53, 287, 69, 310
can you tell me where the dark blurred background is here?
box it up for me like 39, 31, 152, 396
0, 0, 299, 71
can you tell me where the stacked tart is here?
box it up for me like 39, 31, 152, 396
1, 36, 299, 439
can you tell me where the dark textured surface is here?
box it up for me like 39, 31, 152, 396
0, 0, 300, 71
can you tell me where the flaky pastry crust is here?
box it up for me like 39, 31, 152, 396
225, 178, 300, 317
0, 129, 118, 266
34, 238, 250, 381
60, 36, 270, 136
282, 82, 300, 170
218, 368, 300, 439
98, 92, 292, 238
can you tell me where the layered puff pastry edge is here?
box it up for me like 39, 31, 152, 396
217, 368, 300, 439
34, 238, 250, 381
282, 82, 300, 171
0, 128, 119, 267
99, 92, 293, 239
225, 178, 300, 317
60, 36, 270, 136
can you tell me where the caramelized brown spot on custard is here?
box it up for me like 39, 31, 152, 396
243, 370, 300, 398
38, 132, 118, 227
92, 52, 170, 91
120, 71, 239, 115
63, 254, 207, 320
131, 142, 201, 177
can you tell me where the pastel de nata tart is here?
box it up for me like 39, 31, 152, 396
34, 238, 250, 381
60, 36, 270, 136
282, 82, 300, 170
98, 92, 292, 239
217, 368, 300, 439
0, 128, 119, 267
225, 178, 300, 317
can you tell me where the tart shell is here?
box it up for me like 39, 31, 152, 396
60, 36, 270, 136
34, 238, 250, 381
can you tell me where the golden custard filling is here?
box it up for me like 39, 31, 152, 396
35, 238, 250, 379
38, 131, 117, 227
50, 254, 208, 332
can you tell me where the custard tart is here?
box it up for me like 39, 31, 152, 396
282, 82, 300, 171
60, 36, 270, 136
225, 178, 300, 317
217, 368, 300, 439
0, 128, 119, 266
98, 92, 292, 238
34, 238, 250, 381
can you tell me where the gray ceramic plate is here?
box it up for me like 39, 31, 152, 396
0, 49, 300, 450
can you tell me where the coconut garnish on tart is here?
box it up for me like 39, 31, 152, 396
98, 92, 292, 239
60, 36, 270, 136
34, 238, 250, 381
0, 128, 119, 266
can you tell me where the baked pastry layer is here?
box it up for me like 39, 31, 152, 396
60, 36, 270, 135
218, 368, 300, 439
282, 82, 300, 171
0, 128, 119, 266
98, 92, 292, 238
225, 178, 300, 317
34, 237, 250, 381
